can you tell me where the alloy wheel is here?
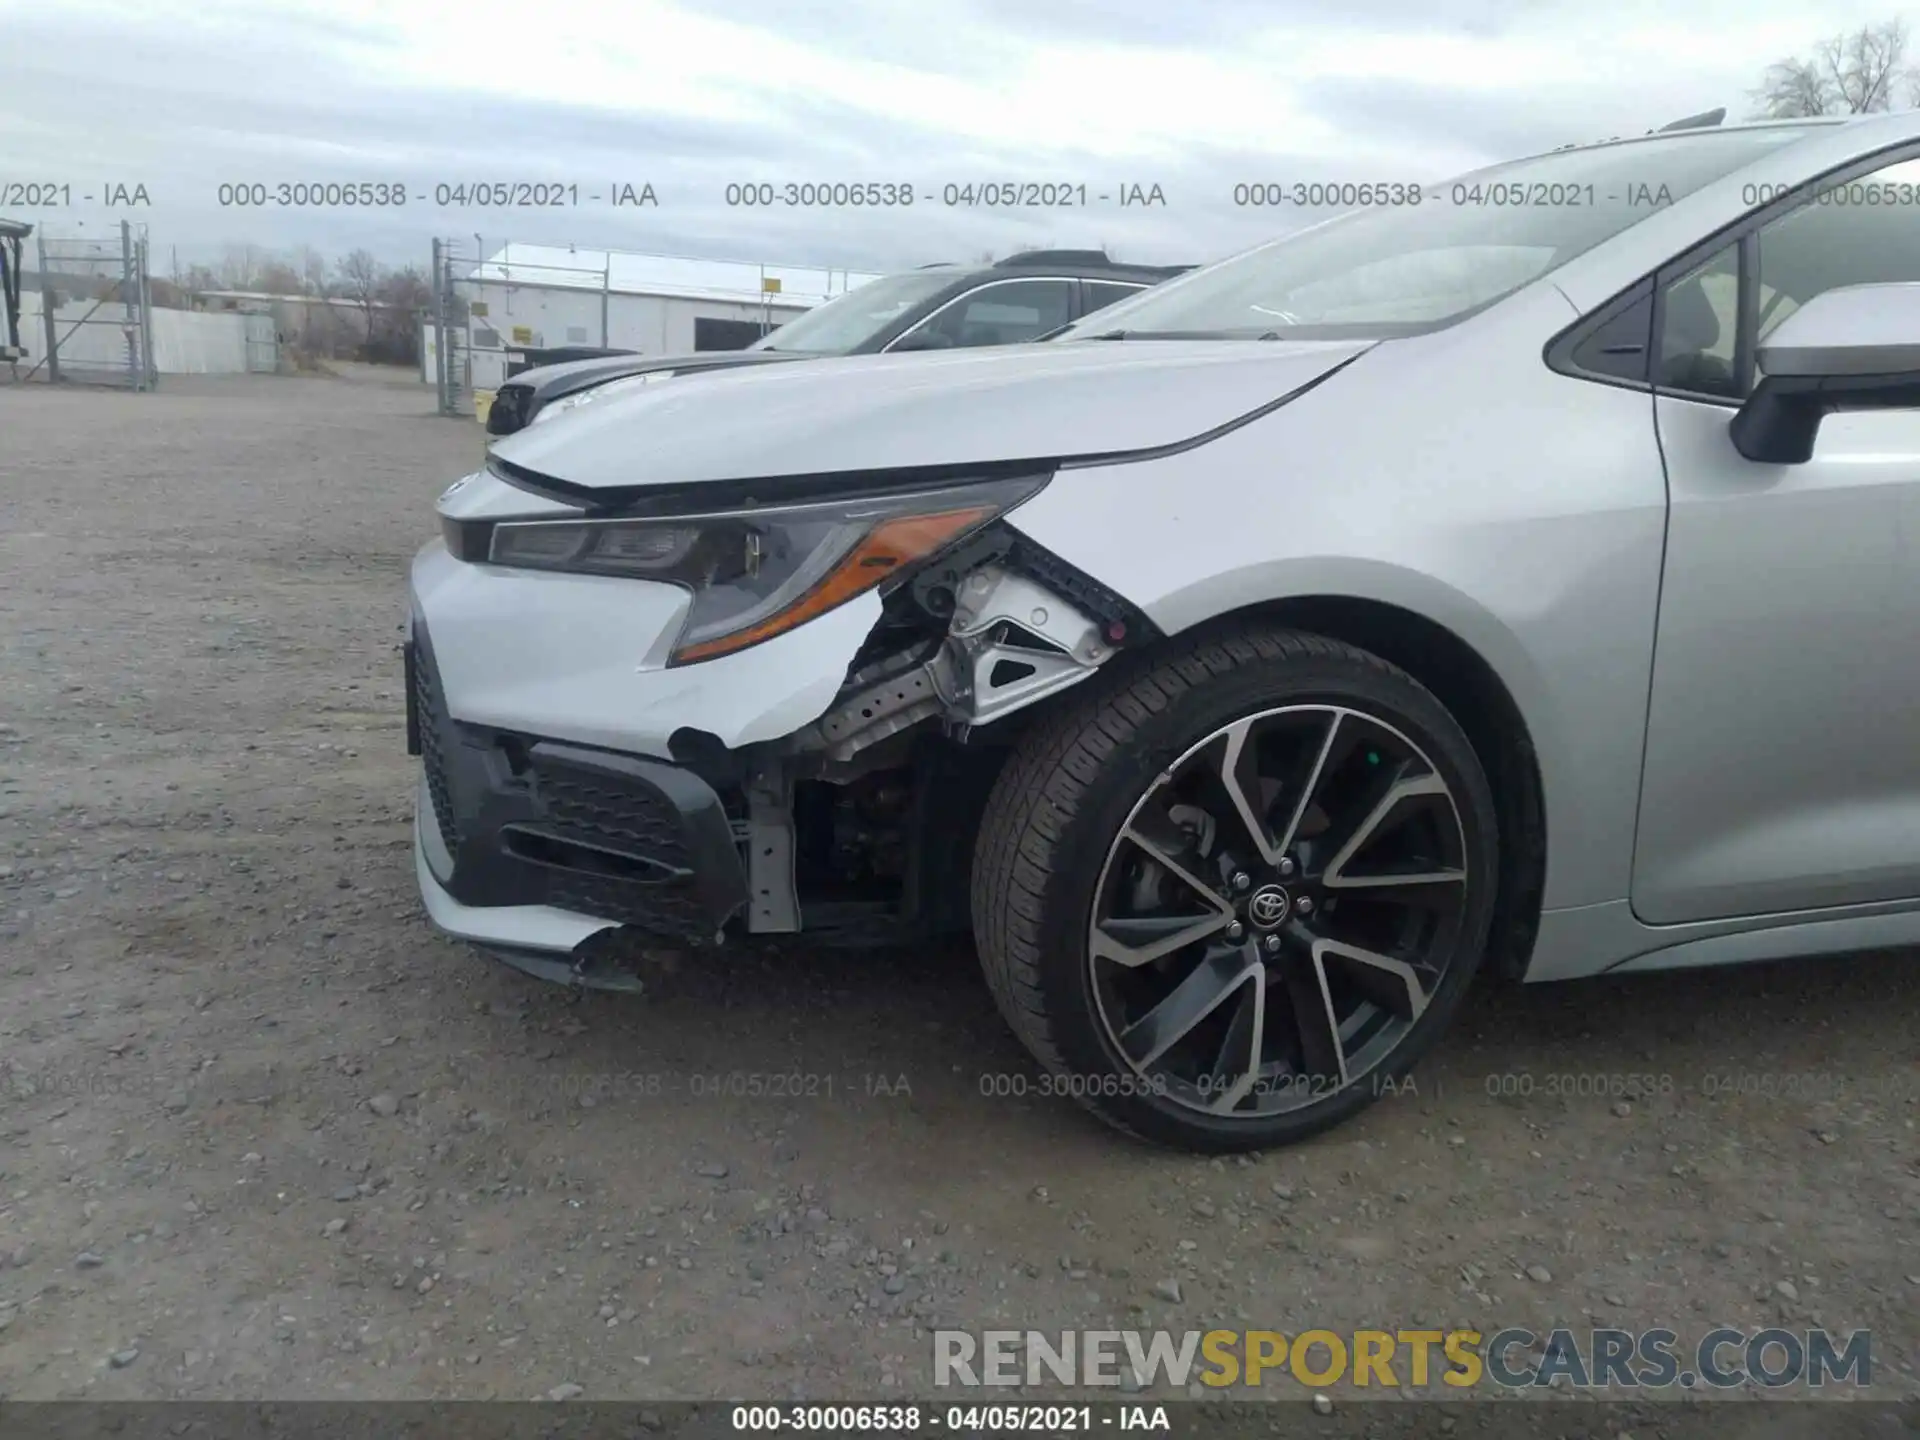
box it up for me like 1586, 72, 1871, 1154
1087, 704, 1471, 1117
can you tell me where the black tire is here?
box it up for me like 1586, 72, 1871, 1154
971, 623, 1498, 1152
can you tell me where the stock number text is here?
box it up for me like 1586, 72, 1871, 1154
218, 182, 408, 207
1233, 181, 1424, 207
725, 182, 916, 207
1743, 180, 1920, 207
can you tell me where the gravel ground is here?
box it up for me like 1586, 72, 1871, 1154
1, 366, 1917, 1423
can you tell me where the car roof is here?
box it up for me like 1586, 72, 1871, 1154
1454, 111, 1920, 198
910, 251, 1193, 285
1500, 114, 1855, 170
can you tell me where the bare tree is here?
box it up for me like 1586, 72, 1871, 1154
1754, 57, 1832, 116
255, 261, 304, 296
1822, 19, 1912, 110
1752, 19, 1917, 116
293, 246, 329, 297
217, 244, 266, 291
369, 265, 431, 363
334, 248, 383, 348
376, 265, 429, 317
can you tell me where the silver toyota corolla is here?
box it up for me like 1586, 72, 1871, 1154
409, 111, 1920, 1151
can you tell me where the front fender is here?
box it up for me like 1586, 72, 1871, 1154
1001, 294, 1669, 912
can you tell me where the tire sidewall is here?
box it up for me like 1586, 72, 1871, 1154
1030, 643, 1499, 1150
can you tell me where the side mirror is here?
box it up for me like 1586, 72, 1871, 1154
1730, 282, 1920, 463
890, 330, 954, 352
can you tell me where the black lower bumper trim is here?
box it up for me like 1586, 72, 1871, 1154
408, 620, 750, 944
516, 740, 749, 938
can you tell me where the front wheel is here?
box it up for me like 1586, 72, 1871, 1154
971, 625, 1498, 1151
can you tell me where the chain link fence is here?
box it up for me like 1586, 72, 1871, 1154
23, 221, 155, 389
430, 237, 476, 417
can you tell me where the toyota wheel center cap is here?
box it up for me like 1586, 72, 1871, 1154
1247, 884, 1291, 930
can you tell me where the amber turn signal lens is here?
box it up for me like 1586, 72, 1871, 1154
669, 504, 996, 664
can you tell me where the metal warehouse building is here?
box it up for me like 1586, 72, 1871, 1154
432, 243, 882, 399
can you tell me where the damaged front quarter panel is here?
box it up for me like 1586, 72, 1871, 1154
682, 527, 1160, 943
785, 545, 1152, 769
731, 556, 1130, 941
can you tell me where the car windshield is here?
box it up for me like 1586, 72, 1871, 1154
750, 271, 960, 353
1056, 126, 1828, 342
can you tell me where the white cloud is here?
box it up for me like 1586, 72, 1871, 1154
0, 0, 1912, 265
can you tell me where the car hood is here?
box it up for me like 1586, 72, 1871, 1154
489, 338, 1375, 498
504, 349, 799, 402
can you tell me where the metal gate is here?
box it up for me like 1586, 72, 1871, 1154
26, 220, 155, 389
243, 312, 279, 373
0, 217, 27, 375
430, 237, 476, 417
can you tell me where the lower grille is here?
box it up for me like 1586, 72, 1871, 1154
410, 641, 460, 853
534, 769, 691, 870
521, 747, 744, 942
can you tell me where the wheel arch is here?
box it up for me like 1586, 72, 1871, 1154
984, 586, 1548, 982
1183, 594, 1547, 980
905, 543, 1560, 976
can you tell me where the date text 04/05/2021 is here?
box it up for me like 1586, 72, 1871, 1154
729, 1404, 1176, 1433
722, 182, 1168, 208
536, 1070, 911, 1102
211, 181, 659, 208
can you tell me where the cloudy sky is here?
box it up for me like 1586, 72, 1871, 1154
0, 0, 1911, 278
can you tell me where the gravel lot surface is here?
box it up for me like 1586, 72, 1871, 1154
1, 367, 1916, 1428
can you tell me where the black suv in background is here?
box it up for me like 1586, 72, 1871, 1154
483, 249, 1193, 437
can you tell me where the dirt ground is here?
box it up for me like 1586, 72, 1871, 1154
1, 366, 1916, 1423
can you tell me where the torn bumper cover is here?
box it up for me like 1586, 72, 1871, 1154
407, 474, 1159, 973
408, 622, 750, 955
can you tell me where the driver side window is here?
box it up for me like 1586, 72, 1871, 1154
1656, 153, 1920, 402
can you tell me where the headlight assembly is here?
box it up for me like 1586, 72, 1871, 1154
487, 475, 1045, 665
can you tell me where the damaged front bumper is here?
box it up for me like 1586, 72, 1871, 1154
408, 618, 752, 959
406, 507, 1159, 978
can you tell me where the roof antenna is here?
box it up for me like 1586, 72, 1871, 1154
1656, 107, 1726, 132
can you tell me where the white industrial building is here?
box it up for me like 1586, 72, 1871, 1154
428, 243, 883, 397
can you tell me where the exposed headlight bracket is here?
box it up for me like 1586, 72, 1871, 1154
790, 565, 1120, 766
935, 567, 1110, 728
